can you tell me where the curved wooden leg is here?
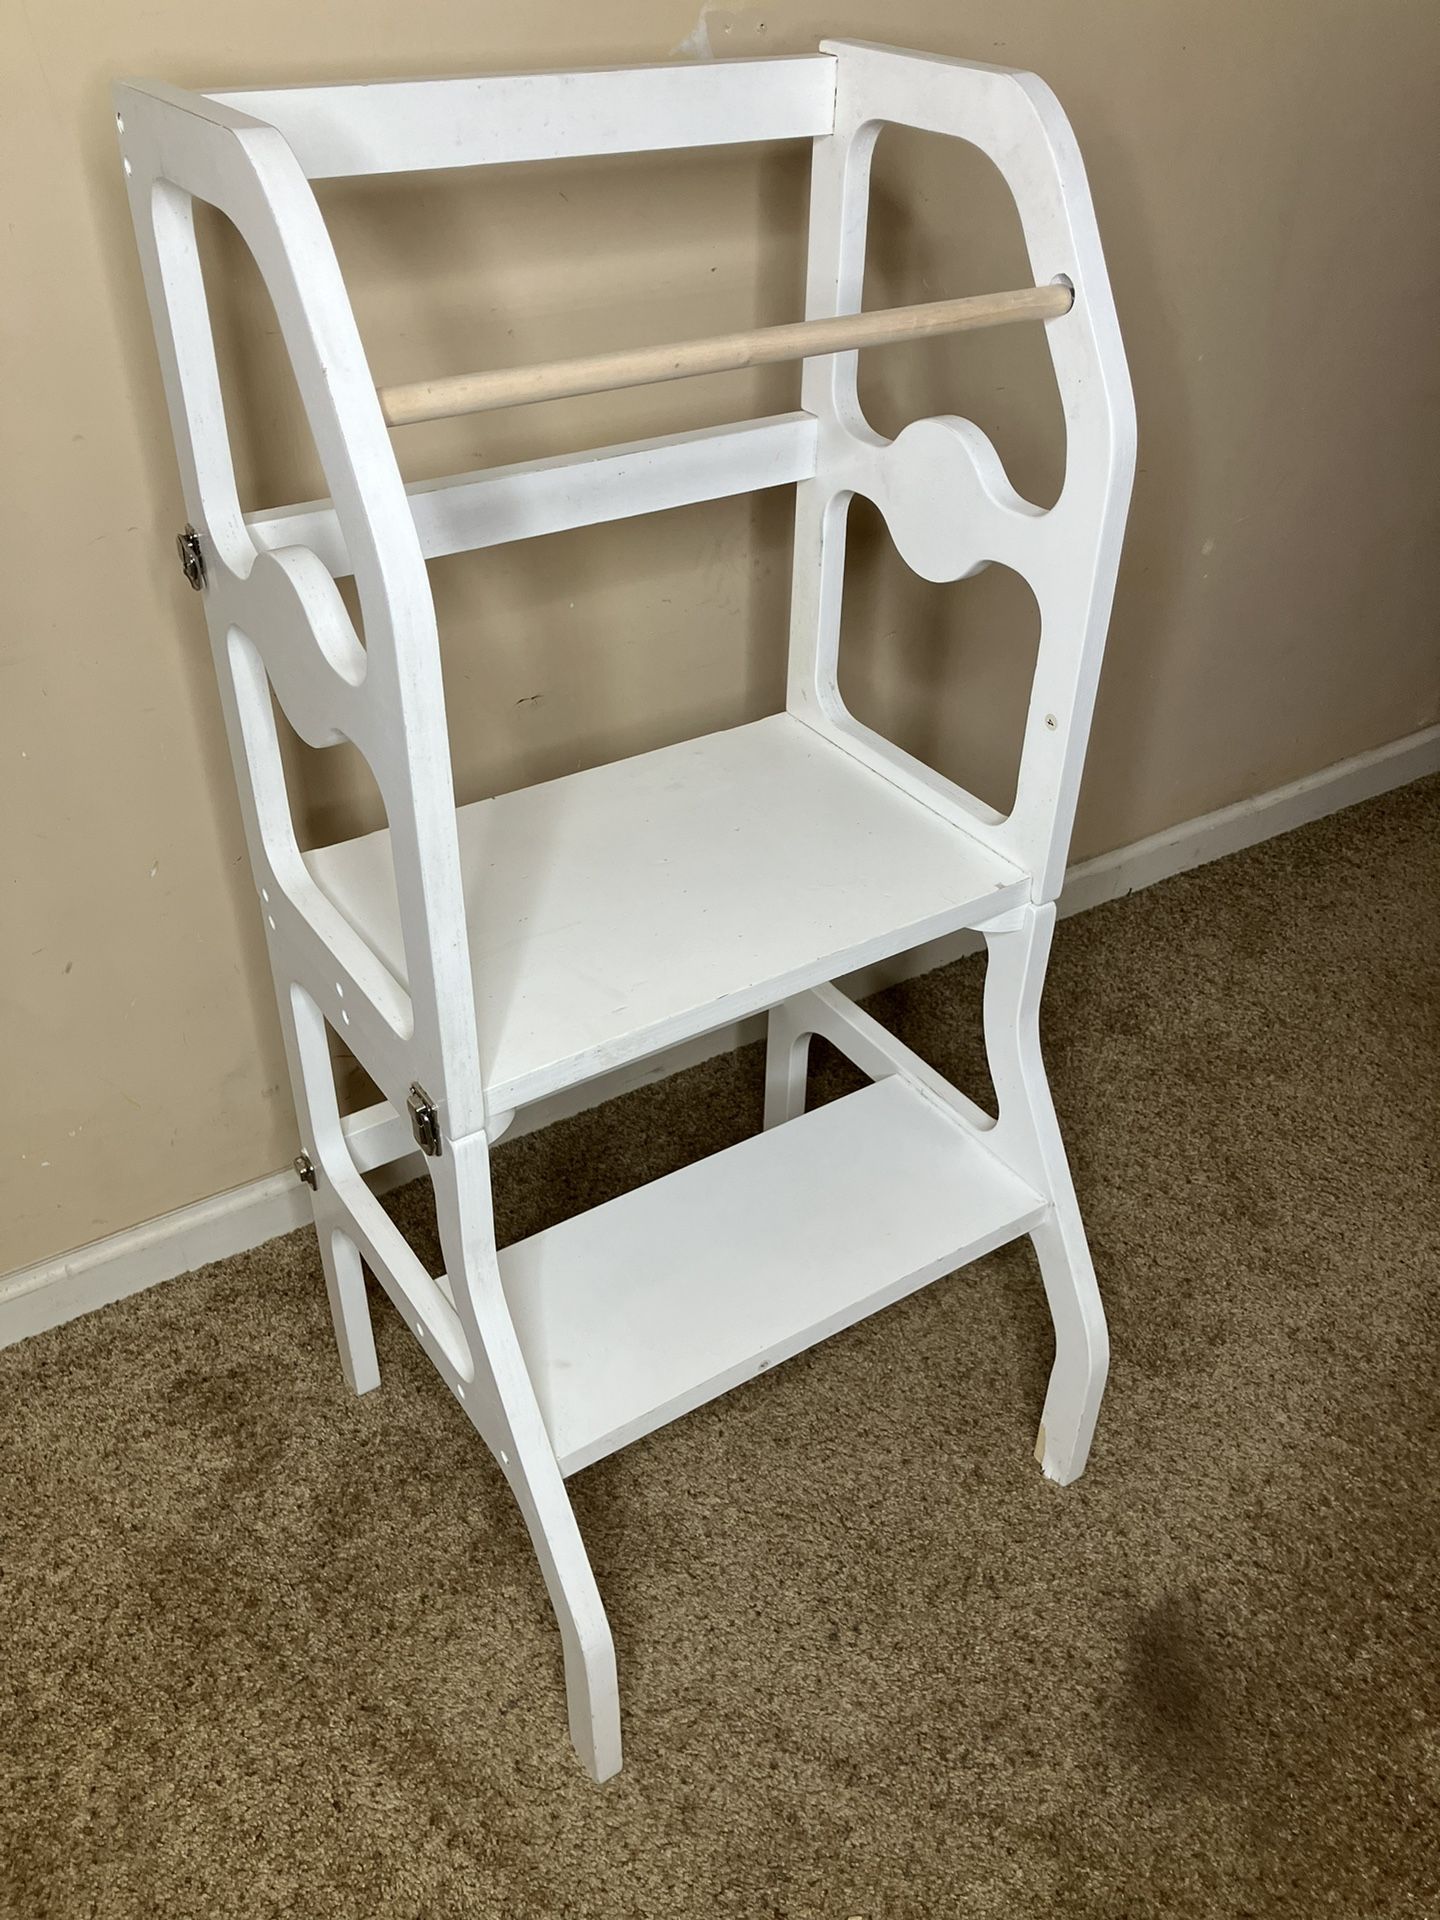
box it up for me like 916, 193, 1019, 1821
763, 1002, 813, 1128
319, 1222, 380, 1396
435, 1135, 623, 1781
981, 902, 1109, 1485
1029, 1192, 1109, 1486
271, 977, 380, 1396
498, 1425, 623, 1780
275, 980, 619, 1771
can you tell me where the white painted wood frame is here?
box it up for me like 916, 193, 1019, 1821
114, 42, 1135, 1782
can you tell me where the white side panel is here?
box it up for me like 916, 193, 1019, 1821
207, 57, 838, 178
115, 75, 624, 1778
788, 41, 1137, 902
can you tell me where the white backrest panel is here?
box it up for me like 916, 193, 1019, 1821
207, 57, 837, 179
786, 41, 1137, 902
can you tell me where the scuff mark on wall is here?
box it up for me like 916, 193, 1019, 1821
672, 4, 768, 60
672, 7, 713, 58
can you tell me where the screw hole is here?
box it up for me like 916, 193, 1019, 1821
1044, 714, 1058, 731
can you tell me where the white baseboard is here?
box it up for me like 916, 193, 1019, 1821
4, 720, 1436, 1351
0, 1152, 423, 1352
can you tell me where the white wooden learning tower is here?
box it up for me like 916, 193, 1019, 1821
116, 42, 1135, 1779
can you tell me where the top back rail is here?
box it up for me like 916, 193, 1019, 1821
205, 57, 839, 177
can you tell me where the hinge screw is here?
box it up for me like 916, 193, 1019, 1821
407, 1083, 443, 1157
294, 1151, 317, 1190
176, 524, 206, 591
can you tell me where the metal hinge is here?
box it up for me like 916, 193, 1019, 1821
293, 1151, 317, 1190
407, 1083, 443, 1157
176, 524, 206, 591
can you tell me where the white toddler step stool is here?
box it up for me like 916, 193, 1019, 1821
115, 41, 1135, 1780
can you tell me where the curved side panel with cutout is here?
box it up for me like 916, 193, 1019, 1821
788, 40, 1137, 902
116, 81, 486, 1143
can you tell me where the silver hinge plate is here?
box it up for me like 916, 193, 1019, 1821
176, 524, 206, 590
293, 1151, 317, 1190
407, 1083, 443, 1157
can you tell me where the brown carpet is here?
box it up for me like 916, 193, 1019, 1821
3, 777, 1438, 1919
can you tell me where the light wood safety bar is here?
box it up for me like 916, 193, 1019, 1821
378, 283, 1073, 427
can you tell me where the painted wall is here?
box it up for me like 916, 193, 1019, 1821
3, 0, 1437, 1274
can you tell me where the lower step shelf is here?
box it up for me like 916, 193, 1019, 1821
497, 1075, 1047, 1476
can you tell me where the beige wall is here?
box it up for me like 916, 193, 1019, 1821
4, 0, 1438, 1275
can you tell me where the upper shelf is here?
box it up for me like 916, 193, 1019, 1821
304, 713, 1028, 1115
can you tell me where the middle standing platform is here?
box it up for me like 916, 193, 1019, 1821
304, 712, 1028, 1114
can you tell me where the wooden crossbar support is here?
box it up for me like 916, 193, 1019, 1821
247, 416, 818, 576
377, 284, 1073, 427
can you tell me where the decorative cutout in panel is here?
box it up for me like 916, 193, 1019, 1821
837, 498, 1041, 818
859, 124, 1066, 513
194, 203, 330, 518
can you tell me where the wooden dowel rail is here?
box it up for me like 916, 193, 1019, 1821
378, 282, 1073, 428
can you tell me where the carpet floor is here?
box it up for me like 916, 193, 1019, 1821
2, 776, 1437, 1919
